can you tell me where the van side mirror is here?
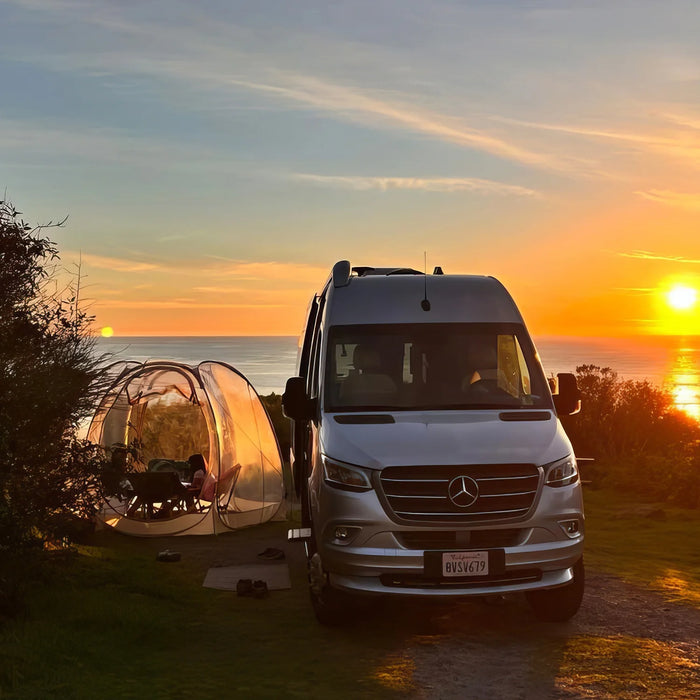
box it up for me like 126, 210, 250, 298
552, 372, 581, 415
282, 376, 316, 420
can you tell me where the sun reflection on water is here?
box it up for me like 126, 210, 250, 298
666, 345, 700, 420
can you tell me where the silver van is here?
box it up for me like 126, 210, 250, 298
283, 261, 584, 625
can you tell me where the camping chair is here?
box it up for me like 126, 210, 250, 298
125, 471, 189, 519
216, 464, 242, 513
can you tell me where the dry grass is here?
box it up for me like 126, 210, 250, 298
555, 636, 700, 699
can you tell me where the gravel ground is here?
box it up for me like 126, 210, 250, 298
157, 529, 700, 699
405, 570, 700, 699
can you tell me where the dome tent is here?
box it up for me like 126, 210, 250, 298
88, 360, 284, 536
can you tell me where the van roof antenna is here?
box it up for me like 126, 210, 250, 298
421, 251, 431, 311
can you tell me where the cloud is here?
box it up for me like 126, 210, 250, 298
75, 252, 162, 273
226, 73, 557, 168
619, 250, 700, 264
93, 299, 285, 310
493, 115, 700, 165
2, 2, 562, 171
635, 190, 700, 210
66, 250, 328, 287
292, 173, 540, 197
200, 259, 328, 284
0, 116, 266, 175
614, 287, 656, 294
662, 113, 700, 131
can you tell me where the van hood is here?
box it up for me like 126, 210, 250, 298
320, 411, 569, 469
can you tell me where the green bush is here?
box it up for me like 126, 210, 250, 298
260, 392, 290, 461
0, 199, 108, 581
563, 365, 700, 507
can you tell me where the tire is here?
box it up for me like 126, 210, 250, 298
310, 583, 353, 626
307, 550, 353, 626
526, 558, 585, 622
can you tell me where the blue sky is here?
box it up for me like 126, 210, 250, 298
2, 0, 700, 335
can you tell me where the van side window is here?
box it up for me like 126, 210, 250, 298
334, 343, 356, 379
514, 336, 532, 395
306, 297, 325, 400
298, 296, 319, 380
309, 330, 322, 399
402, 343, 413, 384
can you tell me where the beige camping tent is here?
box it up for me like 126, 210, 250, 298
88, 360, 284, 536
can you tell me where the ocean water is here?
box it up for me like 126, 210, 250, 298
95, 334, 700, 415
96, 336, 298, 396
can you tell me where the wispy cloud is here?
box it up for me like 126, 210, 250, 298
66, 250, 327, 285
0, 116, 266, 175
493, 115, 700, 165
292, 173, 540, 197
1, 2, 562, 171
77, 252, 162, 273
199, 259, 328, 284
226, 73, 558, 169
619, 250, 700, 264
93, 300, 284, 310
635, 189, 700, 210
615, 287, 656, 294
662, 112, 700, 131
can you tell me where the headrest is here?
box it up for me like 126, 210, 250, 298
353, 345, 381, 372
469, 341, 497, 369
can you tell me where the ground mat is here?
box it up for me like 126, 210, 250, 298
203, 563, 291, 591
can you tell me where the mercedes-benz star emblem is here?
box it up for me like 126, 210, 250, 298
447, 475, 479, 508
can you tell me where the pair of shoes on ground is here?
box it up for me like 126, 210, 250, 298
236, 578, 268, 598
156, 549, 181, 562
257, 547, 285, 560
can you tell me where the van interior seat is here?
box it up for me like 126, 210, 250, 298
339, 345, 397, 403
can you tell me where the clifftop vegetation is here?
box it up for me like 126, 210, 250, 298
564, 364, 700, 508
0, 200, 108, 613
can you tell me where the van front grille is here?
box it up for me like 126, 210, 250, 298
379, 464, 540, 524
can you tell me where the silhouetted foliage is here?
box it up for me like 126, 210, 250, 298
563, 365, 700, 507
260, 392, 290, 460
0, 200, 108, 566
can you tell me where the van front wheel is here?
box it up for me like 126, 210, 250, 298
526, 558, 584, 622
308, 552, 351, 625
310, 584, 352, 626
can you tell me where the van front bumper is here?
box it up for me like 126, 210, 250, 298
323, 537, 582, 598
314, 480, 584, 598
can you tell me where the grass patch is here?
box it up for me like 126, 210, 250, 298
2, 490, 700, 698
0, 523, 410, 699
584, 487, 700, 606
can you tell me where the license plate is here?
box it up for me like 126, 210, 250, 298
442, 551, 489, 577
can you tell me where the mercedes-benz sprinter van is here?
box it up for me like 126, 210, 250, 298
283, 261, 583, 625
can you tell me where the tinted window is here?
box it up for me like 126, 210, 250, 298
324, 323, 551, 411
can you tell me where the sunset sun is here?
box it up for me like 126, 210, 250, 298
667, 285, 698, 311
100, 326, 114, 338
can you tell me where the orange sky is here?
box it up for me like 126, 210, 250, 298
6, 2, 700, 338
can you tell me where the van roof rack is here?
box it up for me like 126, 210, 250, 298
352, 266, 423, 277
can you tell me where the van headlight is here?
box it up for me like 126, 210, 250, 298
322, 457, 372, 492
544, 455, 579, 487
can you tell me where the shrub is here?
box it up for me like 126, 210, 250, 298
260, 392, 290, 460
563, 365, 700, 506
0, 200, 108, 562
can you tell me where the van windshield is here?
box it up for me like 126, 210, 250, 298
325, 323, 552, 412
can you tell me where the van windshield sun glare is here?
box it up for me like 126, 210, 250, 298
325, 323, 551, 412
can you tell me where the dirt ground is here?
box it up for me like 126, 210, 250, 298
162, 528, 700, 699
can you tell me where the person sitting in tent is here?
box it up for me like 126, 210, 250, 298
101, 445, 132, 501
187, 453, 207, 489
